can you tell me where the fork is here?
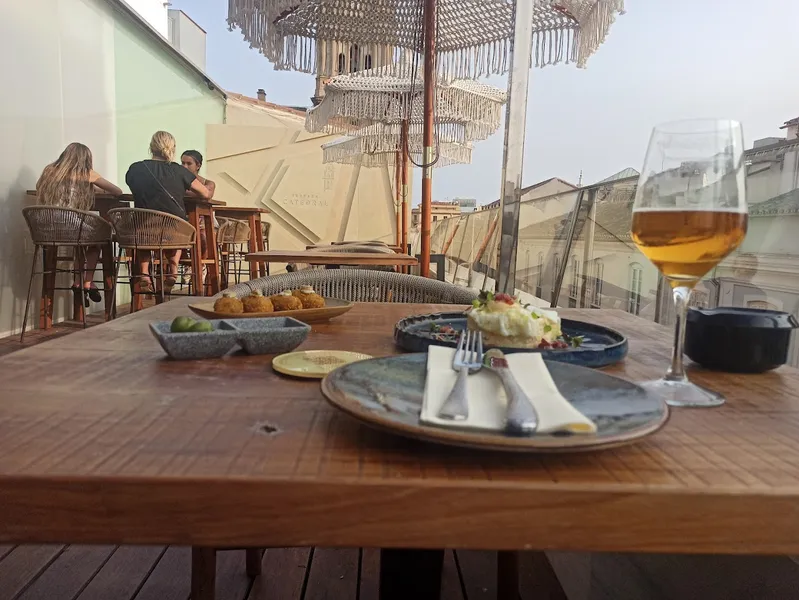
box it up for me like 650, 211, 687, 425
437, 330, 483, 421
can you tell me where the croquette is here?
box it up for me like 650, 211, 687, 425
270, 290, 303, 311
292, 285, 326, 309
213, 292, 244, 314
241, 290, 274, 313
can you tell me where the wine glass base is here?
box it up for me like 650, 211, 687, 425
641, 378, 725, 408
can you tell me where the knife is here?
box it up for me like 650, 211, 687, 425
483, 349, 538, 435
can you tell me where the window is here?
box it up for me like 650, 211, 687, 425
591, 259, 604, 308
337, 53, 346, 74
628, 262, 643, 315
535, 252, 544, 297
349, 44, 360, 72
433, 216, 438, 222
569, 255, 579, 298
364, 54, 373, 70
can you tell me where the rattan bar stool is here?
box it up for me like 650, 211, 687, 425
107, 208, 196, 310
216, 219, 251, 289
20, 206, 115, 341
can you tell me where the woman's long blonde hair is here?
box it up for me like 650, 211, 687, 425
149, 131, 176, 162
35, 143, 94, 211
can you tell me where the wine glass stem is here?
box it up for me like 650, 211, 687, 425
665, 285, 692, 382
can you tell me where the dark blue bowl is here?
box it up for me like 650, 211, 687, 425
685, 307, 798, 373
394, 312, 628, 369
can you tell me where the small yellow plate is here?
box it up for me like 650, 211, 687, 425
272, 350, 372, 379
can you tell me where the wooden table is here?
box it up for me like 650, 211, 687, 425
2, 302, 799, 598
246, 249, 419, 268
213, 206, 270, 280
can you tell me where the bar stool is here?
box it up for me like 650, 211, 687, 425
107, 208, 196, 310
261, 221, 271, 276
217, 219, 251, 289
20, 206, 115, 341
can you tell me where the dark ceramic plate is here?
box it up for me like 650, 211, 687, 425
394, 312, 628, 368
321, 354, 668, 453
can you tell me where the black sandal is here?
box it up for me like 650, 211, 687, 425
137, 277, 155, 294
86, 285, 102, 303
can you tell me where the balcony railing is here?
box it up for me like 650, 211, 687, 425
411, 156, 799, 367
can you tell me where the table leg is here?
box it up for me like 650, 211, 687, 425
379, 549, 444, 600
247, 214, 259, 280
245, 548, 264, 578
519, 551, 568, 600
498, 551, 520, 600
191, 547, 216, 600
39, 247, 56, 329
255, 218, 267, 277
72, 248, 84, 323
203, 210, 220, 296
101, 243, 114, 321
188, 207, 203, 296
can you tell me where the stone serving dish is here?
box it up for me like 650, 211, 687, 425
149, 320, 239, 360
224, 317, 311, 355
150, 317, 311, 360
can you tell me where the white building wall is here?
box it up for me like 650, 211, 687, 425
123, 0, 167, 37
0, 0, 117, 338
168, 10, 206, 70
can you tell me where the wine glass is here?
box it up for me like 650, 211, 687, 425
632, 119, 748, 407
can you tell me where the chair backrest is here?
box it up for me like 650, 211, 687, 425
217, 219, 251, 244
22, 206, 113, 246
108, 208, 196, 249
215, 269, 478, 304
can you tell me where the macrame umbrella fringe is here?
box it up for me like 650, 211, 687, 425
228, 0, 625, 81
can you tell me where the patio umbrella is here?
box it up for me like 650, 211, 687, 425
228, 0, 625, 278
322, 123, 474, 250
308, 68, 505, 254
322, 129, 473, 168
306, 66, 507, 144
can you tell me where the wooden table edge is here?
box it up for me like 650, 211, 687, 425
2, 475, 799, 554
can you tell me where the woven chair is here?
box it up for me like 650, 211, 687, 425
216, 219, 251, 288
107, 208, 196, 308
20, 206, 114, 341
216, 269, 478, 304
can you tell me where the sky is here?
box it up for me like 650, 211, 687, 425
170, 0, 799, 206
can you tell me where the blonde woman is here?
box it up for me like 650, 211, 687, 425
126, 131, 210, 293
35, 142, 123, 303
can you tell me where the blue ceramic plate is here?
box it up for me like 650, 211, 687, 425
394, 312, 628, 368
321, 354, 668, 453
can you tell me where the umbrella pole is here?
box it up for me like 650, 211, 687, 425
401, 119, 409, 262
419, 0, 436, 277
496, 1, 534, 294
394, 150, 402, 248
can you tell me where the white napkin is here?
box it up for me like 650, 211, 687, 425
420, 345, 597, 434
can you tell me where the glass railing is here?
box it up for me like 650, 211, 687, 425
421, 142, 799, 365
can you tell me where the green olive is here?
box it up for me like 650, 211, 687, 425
189, 321, 213, 333
170, 316, 196, 333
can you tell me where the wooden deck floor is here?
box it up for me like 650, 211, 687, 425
0, 546, 510, 600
